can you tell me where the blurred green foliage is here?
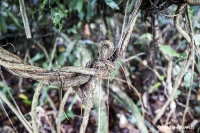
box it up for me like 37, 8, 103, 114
159, 44, 179, 57
0, 0, 121, 35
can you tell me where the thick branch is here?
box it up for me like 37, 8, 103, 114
0, 47, 106, 87
113, 0, 142, 61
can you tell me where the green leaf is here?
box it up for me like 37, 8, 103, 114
66, 110, 74, 119
104, 0, 119, 9
175, 52, 187, 63
173, 64, 181, 75
69, 27, 77, 34
76, 0, 83, 12
51, 9, 60, 23
6, 10, 21, 27
174, 90, 181, 99
194, 34, 200, 45
51, 8, 62, 31
159, 45, 179, 57
77, 21, 82, 28
0, 14, 7, 33
151, 82, 161, 91
55, 0, 66, 14
160, 75, 166, 81
22, 99, 32, 105
184, 71, 192, 89
134, 33, 152, 45
28, 53, 44, 63
60, 110, 74, 121
50, 8, 68, 31
40, 0, 48, 10
33, 0, 48, 16
58, 53, 66, 66
46, 85, 58, 89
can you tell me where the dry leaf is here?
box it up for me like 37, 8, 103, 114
84, 23, 91, 38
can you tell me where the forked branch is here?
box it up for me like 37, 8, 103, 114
0, 0, 143, 132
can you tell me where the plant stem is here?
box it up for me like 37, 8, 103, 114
19, 0, 32, 38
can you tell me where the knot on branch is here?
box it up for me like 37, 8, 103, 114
0, 40, 116, 109
77, 40, 115, 108
87, 40, 115, 75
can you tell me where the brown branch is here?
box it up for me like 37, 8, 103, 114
174, 4, 191, 44
145, 14, 160, 89
0, 1, 143, 132
153, 3, 194, 124
0, 0, 142, 95
181, 5, 195, 133
113, 0, 142, 62
19, 0, 32, 38
153, 47, 193, 124
57, 87, 73, 133
0, 91, 33, 133
31, 83, 44, 133
0, 47, 104, 87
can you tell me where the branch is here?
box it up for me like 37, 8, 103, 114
0, 1, 143, 132
181, 5, 195, 133
0, 91, 33, 133
18, 0, 32, 38
174, 4, 191, 44
0, 47, 104, 87
153, 3, 194, 124
113, 0, 142, 61
57, 87, 73, 133
110, 85, 148, 133
153, 47, 193, 124
31, 83, 44, 133
79, 108, 91, 133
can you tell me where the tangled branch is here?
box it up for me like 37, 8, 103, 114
0, 0, 143, 132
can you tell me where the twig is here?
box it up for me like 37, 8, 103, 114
95, 80, 108, 133
118, 0, 129, 49
18, 0, 32, 38
110, 85, 148, 133
174, 4, 191, 44
0, 91, 33, 133
57, 87, 73, 133
114, 0, 142, 61
123, 52, 146, 62
48, 37, 58, 70
153, 51, 193, 124
0, 99, 18, 133
104, 77, 145, 118
79, 108, 91, 133
31, 36, 58, 133
145, 13, 160, 90
153, 3, 195, 124
181, 5, 195, 133
97, 79, 102, 133
152, 2, 196, 124
165, 58, 175, 125
78, 77, 96, 133
117, 61, 145, 118
35, 41, 50, 60
18, 49, 29, 91
106, 74, 110, 132
31, 83, 45, 133
0, 67, 32, 131
144, 119, 159, 133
